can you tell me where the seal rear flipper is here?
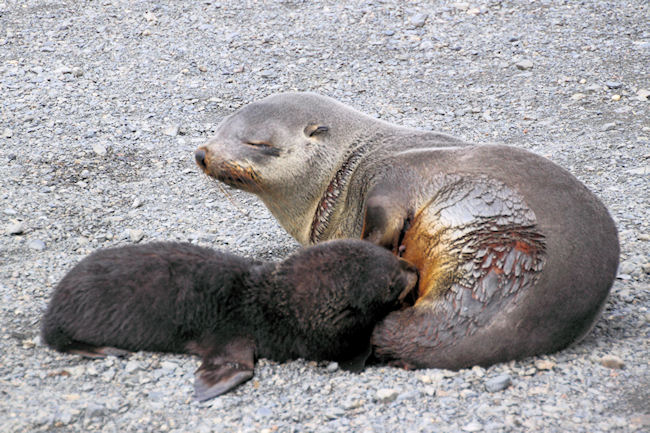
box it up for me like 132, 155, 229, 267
190, 336, 256, 401
59, 341, 131, 359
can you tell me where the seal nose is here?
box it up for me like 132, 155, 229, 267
195, 148, 207, 169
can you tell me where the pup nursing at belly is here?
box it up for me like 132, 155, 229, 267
41, 240, 417, 401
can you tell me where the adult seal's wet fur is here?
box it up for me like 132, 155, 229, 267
195, 92, 620, 370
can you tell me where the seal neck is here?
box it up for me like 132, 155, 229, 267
309, 135, 375, 244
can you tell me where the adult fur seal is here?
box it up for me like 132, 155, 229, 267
41, 240, 418, 401
195, 92, 620, 370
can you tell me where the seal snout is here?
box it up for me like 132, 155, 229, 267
195, 148, 208, 170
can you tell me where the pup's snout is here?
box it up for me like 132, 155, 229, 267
397, 258, 419, 305
195, 148, 207, 169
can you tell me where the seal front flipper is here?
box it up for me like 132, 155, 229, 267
361, 186, 413, 255
194, 363, 254, 402
190, 335, 256, 401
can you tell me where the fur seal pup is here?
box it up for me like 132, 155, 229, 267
41, 240, 418, 401
195, 92, 620, 369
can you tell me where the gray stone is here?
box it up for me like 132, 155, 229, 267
515, 59, 534, 70
605, 81, 622, 89
325, 406, 345, 419
255, 407, 272, 418
462, 421, 484, 432
85, 403, 106, 418
410, 13, 428, 28
92, 143, 107, 156
125, 360, 141, 374
375, 388, 399, 403
599, 355, 624, 369
326, 362, 339, 372
27, 239, 46, 250
484, 374, 512, 392
163, 125, 179, 136
637, 88, 650, 101
132, 197, 144, 208
129, 229, 145, 243
7, 221, 24, 235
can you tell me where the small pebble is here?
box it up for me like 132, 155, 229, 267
534, 359, 556, 370
630, 414, 650, 428
255, 407, 272, 418
515, 59, 534, 70
28, 239, 46, 251
636, 88, 650, 101
129, 229, 145, 243
375, 388, 399, 403
132, 197, 144, 208
484, 374, 512, 392
326, 362, 339, 372
92, 143, 107, 156
325, 406, 345, 419
85, 403, 106, 418
125, 360, 141, 374
462, 421, 484, 432
101, 369, 116, 382
600, 355, 624, 369
410, 13, 428, 28
7, 221, 24, 235
163, 125, 179, 136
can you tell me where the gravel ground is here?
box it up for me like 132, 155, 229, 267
1, 1, 648, 432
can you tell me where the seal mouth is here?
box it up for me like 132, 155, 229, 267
208, 160, 261, 190
309, 144, 368, 243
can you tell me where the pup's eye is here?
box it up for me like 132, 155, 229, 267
304, 124, 329, 137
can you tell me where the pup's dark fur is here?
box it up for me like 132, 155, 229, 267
41, 240, 417, 401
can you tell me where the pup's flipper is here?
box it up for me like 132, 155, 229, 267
65, 341, 131, 359
192, 336, 255, 402
338, 342, 372, 373
194, 365, 254, 402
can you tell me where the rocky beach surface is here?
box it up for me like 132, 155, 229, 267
1, 1, 648, 432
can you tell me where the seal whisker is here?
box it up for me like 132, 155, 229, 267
211, 177, 251, 218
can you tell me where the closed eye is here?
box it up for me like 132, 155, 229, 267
244, 141, 280, 157
245, 141, 272, 148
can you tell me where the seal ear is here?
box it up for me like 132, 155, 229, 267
304, 124, 329, 137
